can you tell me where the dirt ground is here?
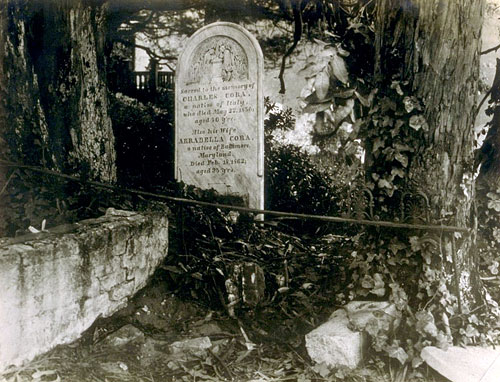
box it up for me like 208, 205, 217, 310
0, 278, 449, 382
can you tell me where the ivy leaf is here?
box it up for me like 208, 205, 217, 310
468, 314, 480, 325
390, 81, 404, 96
488, 261, 499, 275
394, 142, 414, 152
390, 125, 401, 138
395, 152, 408, 168
412, 356, 424, 368
403, 96, 419, 113
388, 241, 406, 255
372, 137, 384, 153
461, 324, 480, 338
314, 70, 330, 100
371, 273, 386, 296
382, 115, 393, 127
436, 331, 451, 350
361, 274, 374, 289
487, 191, 499, 200
371, 287, 386, 297
409, 236, 421, 251
487, 199, 500, 212
409, 115, 429, 131
378, 178, 392, 189
415, 310, 438, 337
386, 344, 409, 365
391, 167, 405, 178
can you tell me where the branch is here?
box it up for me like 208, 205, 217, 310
474, 88, 491, 122
481, 43, 500, 55
135, 43, 177, 61
115, 37, 177, 61
0, 170, 18, 197
279, 0, 303, 94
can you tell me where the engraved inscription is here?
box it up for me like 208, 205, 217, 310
187, 36, 248, 85
178, 82, 256, 178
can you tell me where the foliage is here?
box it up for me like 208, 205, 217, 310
477, 189, 500, 319
110, 93, 175, 187
263, 98, 364, 233
161, 182, 353, 323
362, 82, 429, 217
294, 2, 500, 375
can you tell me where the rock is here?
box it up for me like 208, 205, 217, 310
169, 336, 212, 356
305, 301, 399, 369
345, 301, 397, 330
101, 324, 145, 347
305, 309, 365, 369
421, 346, 500, 382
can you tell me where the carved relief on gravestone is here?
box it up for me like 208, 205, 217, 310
175, 22, 264, 211
187, 36, 249, 85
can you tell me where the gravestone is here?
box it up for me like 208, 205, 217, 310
175, 22, 264, 211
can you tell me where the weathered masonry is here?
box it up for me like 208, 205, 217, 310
175, 22, 264, 211
0, 209, 168, 373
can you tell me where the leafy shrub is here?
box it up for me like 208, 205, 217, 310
110, 93, 174, 187
264, 98, 364, 232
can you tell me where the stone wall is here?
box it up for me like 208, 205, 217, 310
0, 208, 168, 372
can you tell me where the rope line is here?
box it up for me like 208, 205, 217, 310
0, 159, 469, 233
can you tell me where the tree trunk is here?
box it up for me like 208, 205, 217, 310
372, 0, 485, 316
1, 0, 116, 183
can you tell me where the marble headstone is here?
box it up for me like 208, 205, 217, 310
175, 22, 264, 211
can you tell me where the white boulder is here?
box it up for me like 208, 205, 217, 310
305, 309, 365, 369
305, 301, 398, 369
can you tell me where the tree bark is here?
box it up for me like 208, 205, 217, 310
1, 0, 116, 183
373, 0, 485, 315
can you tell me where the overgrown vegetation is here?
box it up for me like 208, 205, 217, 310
293, 0, 500, 375
264, 98, 364, 229
3, 0, 500, 380
110, 92, 175, 186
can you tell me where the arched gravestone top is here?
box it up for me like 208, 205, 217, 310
175, 22, 264, 211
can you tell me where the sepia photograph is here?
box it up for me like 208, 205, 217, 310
1, 0, 500, 381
